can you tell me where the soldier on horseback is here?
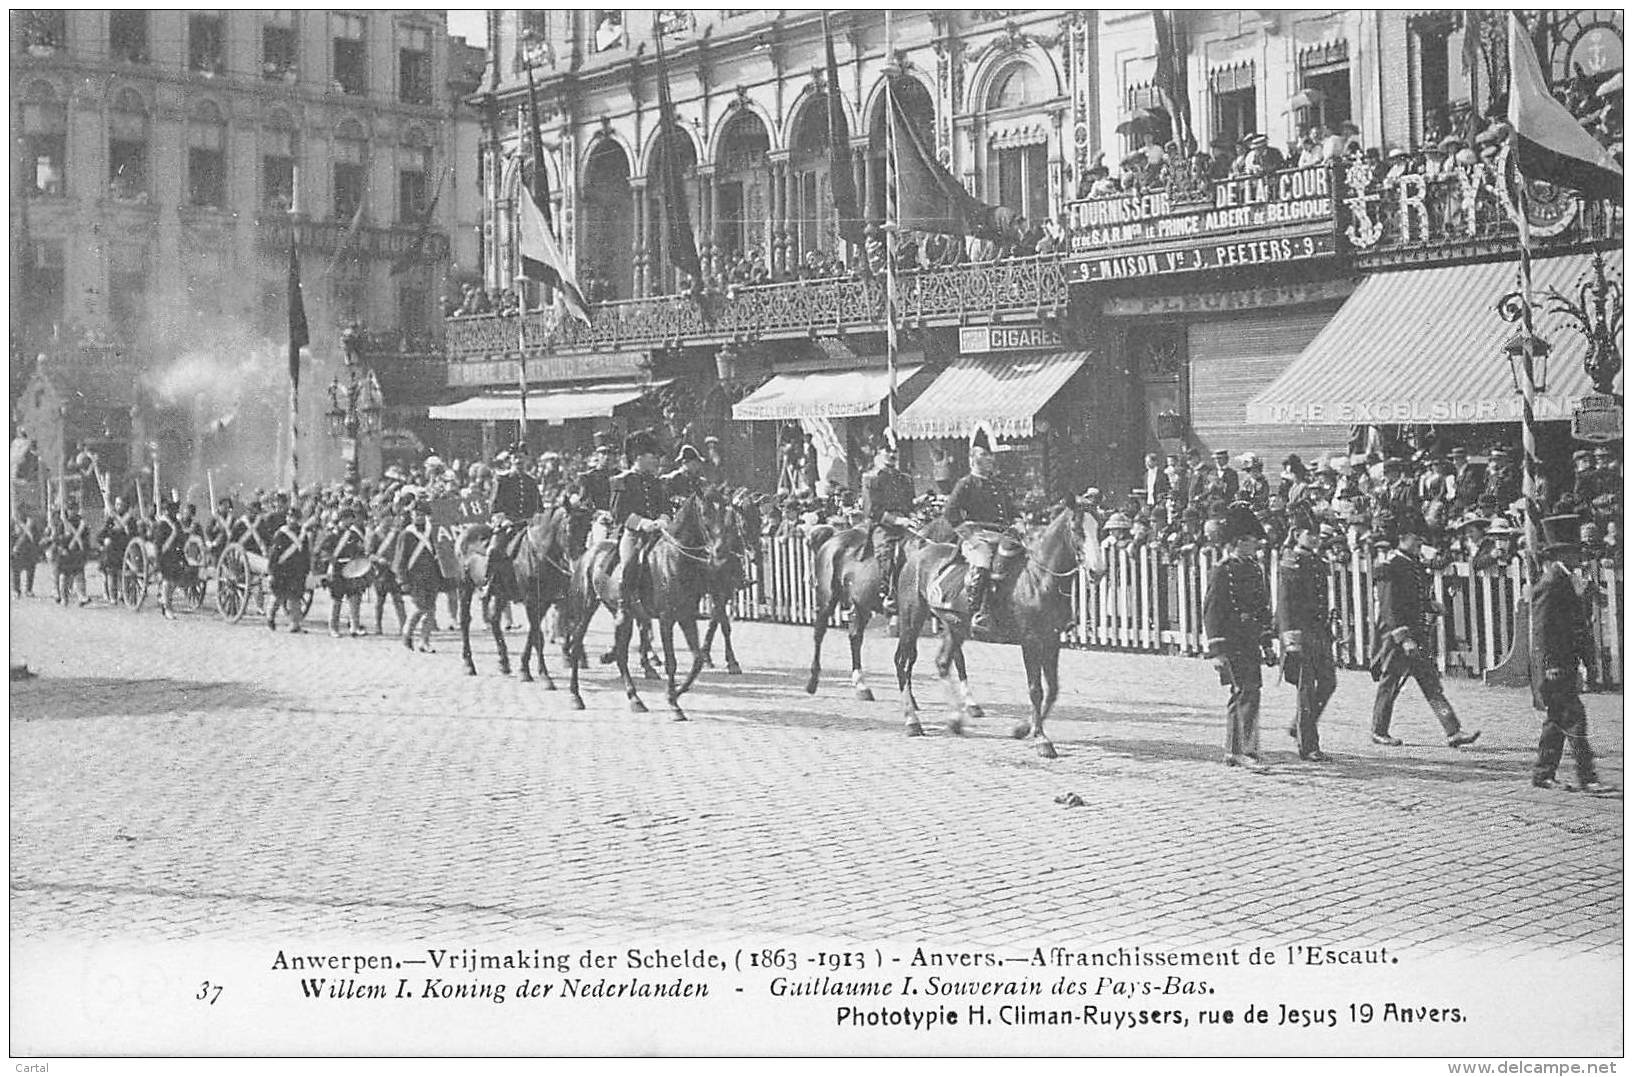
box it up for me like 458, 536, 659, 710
572, 431, 618, 514
482, 444, 542, 603
944, 428, 1023, 635
662, 444, 708, 506
861, 432, 915, 614
609, 428, 671, 611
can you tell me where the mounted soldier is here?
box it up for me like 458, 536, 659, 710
482, 444, 543, 603
608, 428, 671, 613
573, 430, 618, 515
662, 444, 709, 507
943, 427, 1022, 635
860, 431, 916, 614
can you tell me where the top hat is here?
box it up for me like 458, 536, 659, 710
624, 428, 661, 464
1539, 514, 1583, 552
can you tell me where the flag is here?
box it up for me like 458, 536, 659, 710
1506, 14, 1623, 203
287, 245, 309, 385
326, 181, 368, 280
1151, 11, 1193, 151
526, 64, 554, 230
652, 19, 703, 288
517, 183, 590, 324
887, 78, 1000, 237
824, 16, 864, 247
389, 167, 446, 277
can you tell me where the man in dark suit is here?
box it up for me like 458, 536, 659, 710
1203, 503, 1277, 770
574, 432, 618, 514
944, 432, 1019, 634
861, 434, 915, 613
1530, 515, 1614, 793
662, 445, 709, 506
1140, 452, 1171, 509
1369, 523, 1481, 748
1277, 510, 1336, 762
609, 428, 671, 611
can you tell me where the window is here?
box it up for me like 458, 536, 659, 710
333, 124, 368, 222
398, 25, 431, 104
22, 82, 66, 196
187, 101, 226, 207
1296, 41, 1351, 132
398, 279, 430, 336
262, 14, 298, 81
262, 119, 297, 212
993, 142, 1048, 225
21, 242, 65, 340
333, 14, 366, 95
18, 11, 66, 55
189, 12, 224, 74
185, 250, 225, 317
1209, 62, 1256, 150
109, 10, 149, 65
108, 90, 149, 204
990, 64, 1044, 111
1411, 13, 1455, 144
398, 140, 430, 222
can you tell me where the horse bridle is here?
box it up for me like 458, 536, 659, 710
1026, 505, 1090, 589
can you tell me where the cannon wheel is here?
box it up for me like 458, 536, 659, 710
121, 541, 151, 611
216, 543, 250, 624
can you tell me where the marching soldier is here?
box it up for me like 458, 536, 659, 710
662, 444, 709, 506
98, 496, 135, 594
861, 433, 916, 613
1203, 503, 1277, 770
608, 428, 671, 613
1369, 522, 1481, 748
944, 431, 1021, 635
1277, 509, 1336, 762
11, 510, 42, 597
1530, 514, 1614, 793
54, 499, 93, 606
394, 496, 443, 652
204, 497, 236, 558
327, 503, 369, 637
483, 445, 543, 603
266, 503, 309, 633
151, 497, 189, 619
366, 498, 408, 635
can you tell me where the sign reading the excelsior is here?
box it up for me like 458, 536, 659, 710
958, 324, 1064, 353
1067, 165, 1334, 253
1069, 233, 1335, 284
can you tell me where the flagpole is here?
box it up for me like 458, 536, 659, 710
883, 50, 900, 437
1512, 176, 1543, 576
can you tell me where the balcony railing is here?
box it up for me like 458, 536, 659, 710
443, 256, 1071, 359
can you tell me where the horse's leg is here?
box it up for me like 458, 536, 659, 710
894, 607, 925, 737
1016, 642, 1046, 747
849, 607, 874, 702
530, 600, 556, 690
938, 629, 970, 735
805, 598, 839, 695
658, 616, 690, 721
518, 595, 535, 683
1031, 640, 1061, 759
489, 595, 510, 675
639, 617, 661, 681
612, 610, 647, 713
699, 595, 718, 668
718, 595, 742, 675
563, 599, 589, 710
459, 582, 477, 675
675, 611, 708, 698
952, 644, 983, 719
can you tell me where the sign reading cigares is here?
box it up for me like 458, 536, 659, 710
1066, 165, 1336, 252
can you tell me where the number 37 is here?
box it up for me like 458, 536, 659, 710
196, 982, 223, 1005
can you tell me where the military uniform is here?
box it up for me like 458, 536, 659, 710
1369, 546, 1478, 746
98, 508, 135, 583
395, 507, 443, 650
1203, 550, 1275, 763
662, 465, 707, 506
944, 469, 1022, 629
1277, 545, 1336, 760
610, 465, 670, 604
11, 515, 41, 596
1530, 520, 1604, 790
862, 460, 915, 608
575, 465, 614, 514
266, 518, 309, 631
485, 463, 543, 599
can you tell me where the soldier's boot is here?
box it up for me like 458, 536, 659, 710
1434, 697, 1480, 747
964, 566, 993, 634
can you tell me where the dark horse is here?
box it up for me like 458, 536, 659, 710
803, 513, 958, 703
696, 488, 762, 675
893, 500, 1104, 758
457, 500, 593, 683
563, 494, 718, 718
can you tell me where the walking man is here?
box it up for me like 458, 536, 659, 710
1369, 523, 1481, 748
1530, 515, 1614, 794
1277, 510, 1335, 762
1203, 504, 1277, 769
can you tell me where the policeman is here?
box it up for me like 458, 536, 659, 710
1277, 509, 1336, 762
944, 430, 1021, 635
327, 503, 369, 637
1203, 503, 1276, 769
662, 444, 709, 507
575, 432, 618, 514
484, 444, 543, 602
861, 432, 916, 613
152, 497, 188, 620
1530, 514, 1613, 793
1369, 522, 1481, 748
609, 428, 671, 611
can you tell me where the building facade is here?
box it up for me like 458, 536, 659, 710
10, 9, 477, 500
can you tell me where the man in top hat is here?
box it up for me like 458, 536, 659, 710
944, 430, 1021, 635
1369, 521, 1481, 748
1530, 515, 1613, 793
1208, 448, 1240, 503
1483, 446, 1522, 508
483, 444, 543, 603
1204, 503, 1278, 769
151, 497, 190, 620
327, 503, 369, 637
608, 428, 671, 611
1570, 448, 1599, 505
1278, 508, 1336, 762
1139, 452, 1171, 508
702, 435, 727, 492
53, 498, 92, 606
1447, 446, 1484, 511
861, 432, 916, 614
662, 444, 709, 507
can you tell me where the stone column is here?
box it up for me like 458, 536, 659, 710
850, 144, 868, 265
630, 179, 648, 298
705, 168, 722, 278
767, 156, 785, 276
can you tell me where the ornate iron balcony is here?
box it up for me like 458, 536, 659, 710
443, 255, 1071, 359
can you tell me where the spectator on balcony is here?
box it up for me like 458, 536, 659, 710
1297, 125, 1328, 167
1326, 121, 1361, 160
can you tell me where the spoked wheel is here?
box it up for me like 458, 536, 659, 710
185, 575, 208, 612
121, 541, 150, 611
182, 536, 209, 612
216, 543, 250, 623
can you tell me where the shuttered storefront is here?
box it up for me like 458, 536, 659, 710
1188, 307, 1349, 468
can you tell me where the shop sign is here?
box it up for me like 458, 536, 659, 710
958, 324, 1064, 354
1066, 165, 1334, 253
449, 352, 647, 388
1250, 393, 1582, 426
1068, 232, 1335, 284
1100, 278, 1358, 317
1572, 393, 1623, 443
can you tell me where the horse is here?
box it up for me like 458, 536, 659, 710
562, 493, 718, 718
456, 500, 593, 682
803, 506, 959, 704
696, 488, 762, 675
893, 499, 1105, 758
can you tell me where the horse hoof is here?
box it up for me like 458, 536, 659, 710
519, 671, 533, 683
854, 688, 875, 702
464, 667, 477, 677
804, 678, 819, 695
701, 655, 714, 669
905, 721, 925, 737
670, 707, 688, 722
569, 696, 585, 711
499, 665, 512, 676
1035, 740, 1058, 760
542, 680, 557, 692
946, 715, 965, 737
966, 703, 985, 719
1011, 723, 1032, 740
629, 699, 648, 714
727, 662, 742, 675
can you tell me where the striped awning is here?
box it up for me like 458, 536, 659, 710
427, 380, 664, 424
894, 352, 1089, 440
731, 366, 919, 421
1246, 251, 1623, 425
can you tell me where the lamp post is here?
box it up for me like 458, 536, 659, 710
1544, 249, 1624, 402
326, 325, 383, 489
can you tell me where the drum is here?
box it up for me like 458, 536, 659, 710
341, 556, 376, 581
182, 534, 209, 568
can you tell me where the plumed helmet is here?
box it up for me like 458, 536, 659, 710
675, 444, 702, 464
1221, 501, 1265, 543
969, 424, 993, 455
624, 428, 661, 464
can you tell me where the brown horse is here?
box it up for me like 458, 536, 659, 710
893, 500, 1104, 758
562, 494, 718, 718
457, 501, 593, 683
696, 488, 762, 675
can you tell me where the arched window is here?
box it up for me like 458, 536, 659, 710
713, 110, 771, 267
989, 64, 1044, 111
985, 64, 1050, 225
21, 81, 65, 196
580, 140, 632, 300
333, 119, 368, 221
398, 126, 432, 223
262, 109, 298, 211
108, 89, 150, 203
867, 77, 934, 223
187, 100, 227, 207
789, 96, 838, 260
648, 127, 699, 294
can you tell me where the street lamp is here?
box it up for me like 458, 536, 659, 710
326, 325, 383, 488
1544, 249, 1624, 401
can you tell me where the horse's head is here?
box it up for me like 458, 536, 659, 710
553, 494, 596, 559
1038, 495, 1104, 583
723, 488, 763, 566
671, 493, 712, 548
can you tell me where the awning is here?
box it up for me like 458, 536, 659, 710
427, 380, 665, 424
731, 366, 919, 421
894, 352, 1089, 439
1246, 251, 1623, 425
